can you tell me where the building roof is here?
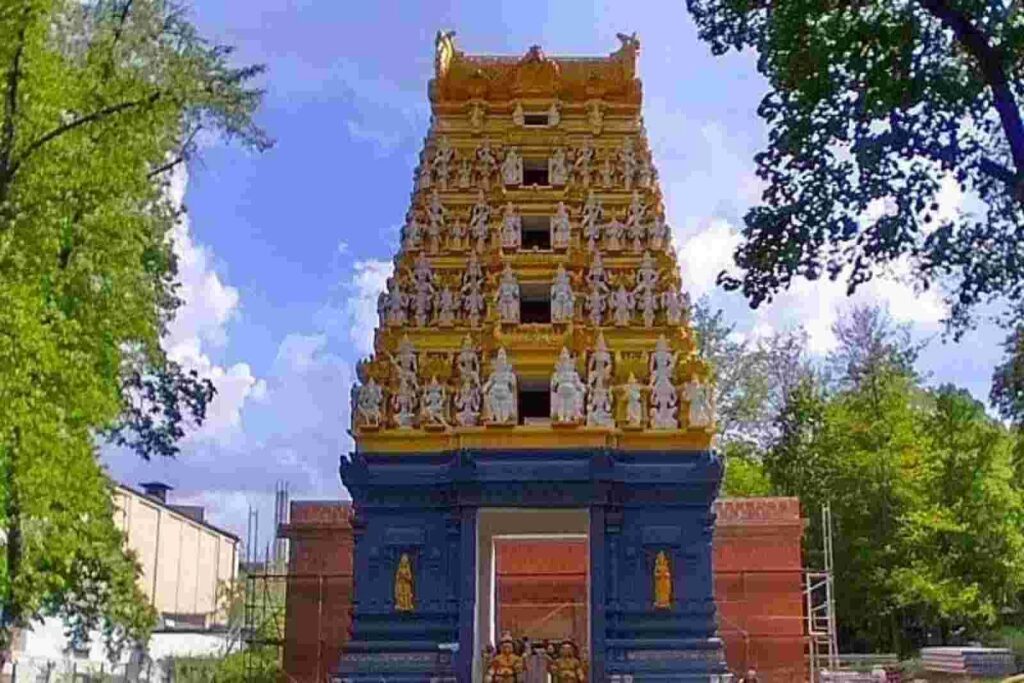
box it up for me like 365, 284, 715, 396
115, 482, 241, 542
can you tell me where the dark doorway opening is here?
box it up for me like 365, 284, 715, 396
518, 381, 550, 424
521, 215, 551, 250
523, 158, 549, 186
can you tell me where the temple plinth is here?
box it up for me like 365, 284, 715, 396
338, 31, 729, 682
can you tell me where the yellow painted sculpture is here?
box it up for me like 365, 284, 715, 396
394, 553, 414, 612
548, 640, 587, 683
654, 550, 672, 609
484, 632, 525, 683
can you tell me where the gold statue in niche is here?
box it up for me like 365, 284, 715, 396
653, 550, 672, 609
394, 553, 414, 612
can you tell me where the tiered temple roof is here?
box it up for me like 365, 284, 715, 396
350, 32, 714, 453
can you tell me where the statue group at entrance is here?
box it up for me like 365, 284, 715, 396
484, 632, 587, 683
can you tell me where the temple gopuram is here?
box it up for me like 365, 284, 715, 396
336, 31, 743, 682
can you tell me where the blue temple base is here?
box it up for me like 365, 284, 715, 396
336, 449, 729, 682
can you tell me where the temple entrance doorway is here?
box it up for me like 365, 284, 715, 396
474, 509, 590, 681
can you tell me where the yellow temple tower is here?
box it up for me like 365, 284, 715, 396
340, 31, 727, 683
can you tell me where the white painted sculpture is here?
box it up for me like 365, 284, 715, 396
455, 337, 482, 426
390, 337, 419, 429
649, 335, 679, 429
551, 201, 571, 250
585, 253, 609, 327
483, 348, 518, 424
626, 191, 647, 253
501, 202, 521, 250
683, 375, 714, 429
417, 159, 431, 191
549, 147, 568, 186
611, 285, 634, 327
637, 157, 652, 189
458, 158, 472, 189
404, 212, 423, 251
586, 335, 614, 427
573, 138, 594, 187
587, 333, 613, 388
620, 137, 637, 191
550, 348, 586, 424
435, 287, 459, 327
386, 279, 408, 326
469, 190, 491, 252
421, 376, 449, 427
624, 373, 645, 428
638, 288, 658, 328
448, 217, 466, 251
501, 146, 523, 186
547, 101, 561, 126
432, 136, 454, 190
356, 378, 384, 428
581, 191, 603, 251
635, 251, 659, 294
496, 265, 520, 324
600, 157, 614, 188
426, 190, 446, 254
475, 139, 498, 190
648, 215, 669, 251
550, 264, 575, 323
461, 252, 486, 327
411, 253, 435, 327
662, 289, 685, 326
604, 214, 625, 251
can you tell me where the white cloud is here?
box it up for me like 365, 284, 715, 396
341, 259, 393, 357
164, 166, 262, 445
345, 118, 403, 158
676, 218, 742, 298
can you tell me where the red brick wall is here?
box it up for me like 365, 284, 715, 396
279, 498, 806, 682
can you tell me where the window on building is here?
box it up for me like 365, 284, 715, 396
521, 215, 551, 250
522, 158, 549, 186
518, 379, 550, 424
523, 113, 549, 127
519, 283, 550, 324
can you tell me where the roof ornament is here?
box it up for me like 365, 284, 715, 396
435, 29, 457, 79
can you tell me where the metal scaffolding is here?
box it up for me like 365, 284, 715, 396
806, 503, 840, 681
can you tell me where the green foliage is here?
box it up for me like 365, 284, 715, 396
992, 326, 1024, 427
686, 0, 1024, 333
0, 0, 267, 663
761, 306, 1024, 654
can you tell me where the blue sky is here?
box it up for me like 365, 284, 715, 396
102, 1, 1005, 553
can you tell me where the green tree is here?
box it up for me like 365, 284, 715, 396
686, 0, 1024, 333
0, 0, 268, 666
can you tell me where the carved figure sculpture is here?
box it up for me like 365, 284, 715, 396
551, 265, 575, 323
648, 215, 669, 251
604, 213, 625, 251
626, 191, 647, 253
662, 288, 686, 326
512, 102, 525, 127
416, 159, 431, 191
600, 157, 614, 188
431, 136, 454, 190
501, 202, 521, 250
435, 287, 458, 326
637, 156, 653, 188
610, 285, 634, 327
355, 378, 384, 428
653, 550, 672, 609
404, 212, 423, 251
390, 337, 419, 428
461, 252, 486, 327
469, 190, 491, 252
620, 137, 637, 191
394, 553, 414, 612
425, 190, 445, 254
411, 253, 435, 327
637, 288, 658, 328
588, 99, 604, 135
502, 146, 523, 186
549, 641, 586, 683
454, 337, 482, 427
458, 158, 472, 188
551, 348, 586, 424
386, 280, 408, 326
448, 217, 466, 251
551, 201, 571, 250
549, 147, 568, 186
496, 266, 520, 323
548, 101, 561, 126
421, 376, 448, 427
469, 101, 485, 132
683, 375, 714, 429
587, 333, 613, 388
625, 372, 645, 428
585, 253, 609, 326
649, 335, 678, 429
635, 251, 659, 294
572, 138, 594, 187
485, 632, 525, 683
483, 348, 517, 425
581, 191, 603, 251
586, 342, 614, 428
475, 139, 499, 190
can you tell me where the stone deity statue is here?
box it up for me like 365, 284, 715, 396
475, 139, 498, 190
469, 101, 485, 132
550, 348, 586, 424
683, 375, 714, 429
386, 279, 408, 326
603, 214, 624, 251
662, 288, 686, 326
495, 266, 520, 324
457, 158, 472, 189
404, 212, 423, 251
653, 550, 672, 609
600, 156, 614, 188
502, 146, 523, 186
448, 217, 466, 251
648, 214, 669, 251
550, 265, 575, 323
421, 376, 448, 427
485, 632, 525, 683
610, 285, 634, 327
501, 202, 521, 250
454, 336, 482, 426
549, 146, 568, 186
435, 287, 458, 327
425, 190, 445, 254
638, 288, 658, 328
624, 372, 645, 428
635, 251, 659, 294
586, 378, 614, 427
620, 136, 637, 190
581, 191, 603, 251
551, 201, 571, 250
431, 136, 454, 190
411, 253, 435, 327
355, 378, 383, 428
587, 333, 613, 388
572, 138, 594, 187
626, 191, 647, 253
461, 253, 486, 327
483, 348, 518, 424
394, 553, 414, 612
469, 190, 491, 252
649, 335, 679, 429
588, 99, 604, 134
547, 101, 561, 126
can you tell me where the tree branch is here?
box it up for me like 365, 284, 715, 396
919, 0, 1024, 187
147, 124, 201, 179
8, 92, 162, 180
0, 10, 31, 211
